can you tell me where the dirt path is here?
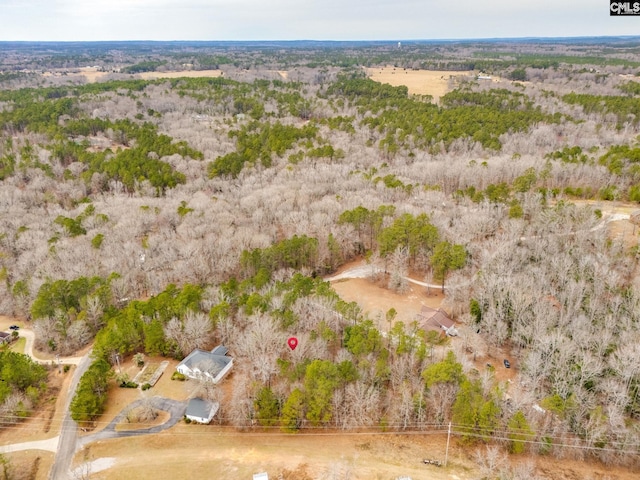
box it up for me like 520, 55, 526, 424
0, 438, 58, 454
326, 262, 443, 290
0, 316, 84, 365
19, 328, 84, 365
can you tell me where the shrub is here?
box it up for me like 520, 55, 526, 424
141, 383, 152, 391
133, 352, 145, 368
171, 371, 186, 381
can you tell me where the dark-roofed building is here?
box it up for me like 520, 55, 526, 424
176, 345, 233, 383
185, 397, 219, 424
417, 306, 458, 336
0, 332, 11, 344
211, 345, 228, 356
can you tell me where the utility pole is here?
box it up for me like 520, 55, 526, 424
444, 421, 451, 467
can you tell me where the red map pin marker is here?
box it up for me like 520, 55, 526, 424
287, 337, 298, 350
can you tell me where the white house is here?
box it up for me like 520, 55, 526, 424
185, 397, 219, 424
176, 345, 233, 383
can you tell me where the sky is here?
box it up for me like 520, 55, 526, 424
0, 0, 638, 41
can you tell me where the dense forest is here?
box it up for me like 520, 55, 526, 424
1, 39, 640, 474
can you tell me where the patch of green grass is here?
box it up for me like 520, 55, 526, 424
9, 336, 26, 353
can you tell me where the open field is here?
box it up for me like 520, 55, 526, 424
1, 450, 54, 480
136, 69, 224, 80
41, 67, 225, 83
74, 426, 640, 480
366, 67, 477, 102
573, 199, 640, 247
77, 429, 475, 480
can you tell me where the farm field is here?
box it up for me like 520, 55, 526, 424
136, 69, 224, 80
366, 67, 476, 101
41, 67, 226, 83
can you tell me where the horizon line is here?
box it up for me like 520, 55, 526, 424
1, 35, 640, 44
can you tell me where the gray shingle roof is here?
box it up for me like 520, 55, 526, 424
178, 348, 232, 378
186, 398, 219, 421
211, 345, 228, 356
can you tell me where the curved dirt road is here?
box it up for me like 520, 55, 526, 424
19, 328, 84, 365
326, 211, 631, 289
326, 263, 444, 289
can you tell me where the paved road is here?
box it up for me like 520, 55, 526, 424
48, 351, 92, 480
30, 392, 185, 479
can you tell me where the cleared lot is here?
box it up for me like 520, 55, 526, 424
366, 67, 475, 102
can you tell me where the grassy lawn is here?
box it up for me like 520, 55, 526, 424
9, 336, 26, 353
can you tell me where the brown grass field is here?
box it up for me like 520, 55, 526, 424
366, 67, 477, 102
78, 428, 475, 480
135, 69, 224, 81
42, 68, 225, 83
75, 425, 640, 480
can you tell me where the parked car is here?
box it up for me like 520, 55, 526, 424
503, 359, 511, 368
9, 325, 19, 330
